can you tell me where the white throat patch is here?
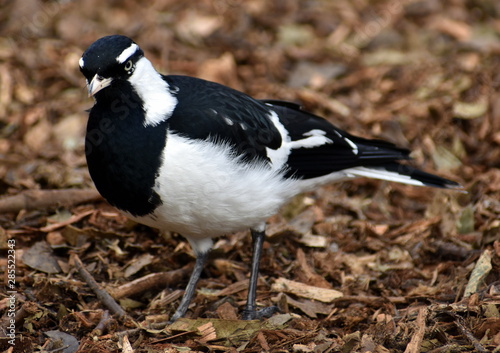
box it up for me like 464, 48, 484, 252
128, 57, 178, 126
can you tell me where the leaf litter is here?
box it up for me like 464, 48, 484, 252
0, 0, 499, 352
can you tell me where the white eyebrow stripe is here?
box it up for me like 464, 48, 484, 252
116, 43, 139, 63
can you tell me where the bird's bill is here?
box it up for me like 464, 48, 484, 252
87, 74, 112, 96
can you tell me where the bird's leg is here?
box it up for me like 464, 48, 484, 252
241, 228, 279, 320
168, 250, 209, 323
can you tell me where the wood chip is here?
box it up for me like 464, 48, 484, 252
119, 334, 135, 353
298, 234, 328, 248
216, 302, 238, 320
124, 253, 155, 278
403, 307, 427, 353
198, 322, 217, 343
453, 99, 488, 119
256, 331, 270, 351
432, 17, 471, 41
271, 278, 343, 302
296, 248, 332, 289
212, 279, 248, 297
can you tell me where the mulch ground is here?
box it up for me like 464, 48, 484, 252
1, 1, 499, 352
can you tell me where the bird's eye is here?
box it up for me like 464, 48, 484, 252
124, 60, 134, 72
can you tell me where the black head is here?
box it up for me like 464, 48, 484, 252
79, 35, 144, 96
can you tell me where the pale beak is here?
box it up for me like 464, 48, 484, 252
87, 74, 113, 96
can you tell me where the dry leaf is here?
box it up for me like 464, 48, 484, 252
22, 241, 61, 274
282, 294, 333, 318
44, 330, 79, 353
464, 250, 493, 298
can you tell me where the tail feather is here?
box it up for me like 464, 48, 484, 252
347, 163, 462, 189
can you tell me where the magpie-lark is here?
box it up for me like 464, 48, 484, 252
80, 35, 460, 322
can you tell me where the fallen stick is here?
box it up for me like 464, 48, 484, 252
0, 188, 102, 213
109, 264, 193, 299
72, 254, 127, 319
91, 310, 113, 337
40, 209, 95, 232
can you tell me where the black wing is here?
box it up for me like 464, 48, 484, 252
165, 75, 281, 163
262, 100, 412, 179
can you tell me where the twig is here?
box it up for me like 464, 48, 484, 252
112, 324, 175, 343
40, 209, 95, 232
109, 264, 193, 299
427, 344, 462, 353
332, 295, 407, 305
114, 328, 143, 341
452, 313, 487, 353
404, 307, 427, 353
0, 188, 102, 213
91, 310, 114, 336
72, 254, 127, 319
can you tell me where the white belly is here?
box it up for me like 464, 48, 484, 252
133, 133, 298, 238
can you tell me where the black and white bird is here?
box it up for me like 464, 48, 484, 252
79, 35, 460, 322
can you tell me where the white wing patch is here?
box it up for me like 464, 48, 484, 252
343, 137, 359, 155
265, 112, 334, 171
291, 129, 333, 149
128, 57, 178, 127
265, 111, 291, 170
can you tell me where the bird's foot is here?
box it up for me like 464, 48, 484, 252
241, 305, 280, 320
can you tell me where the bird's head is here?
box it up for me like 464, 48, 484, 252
79, 35, 145, 97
